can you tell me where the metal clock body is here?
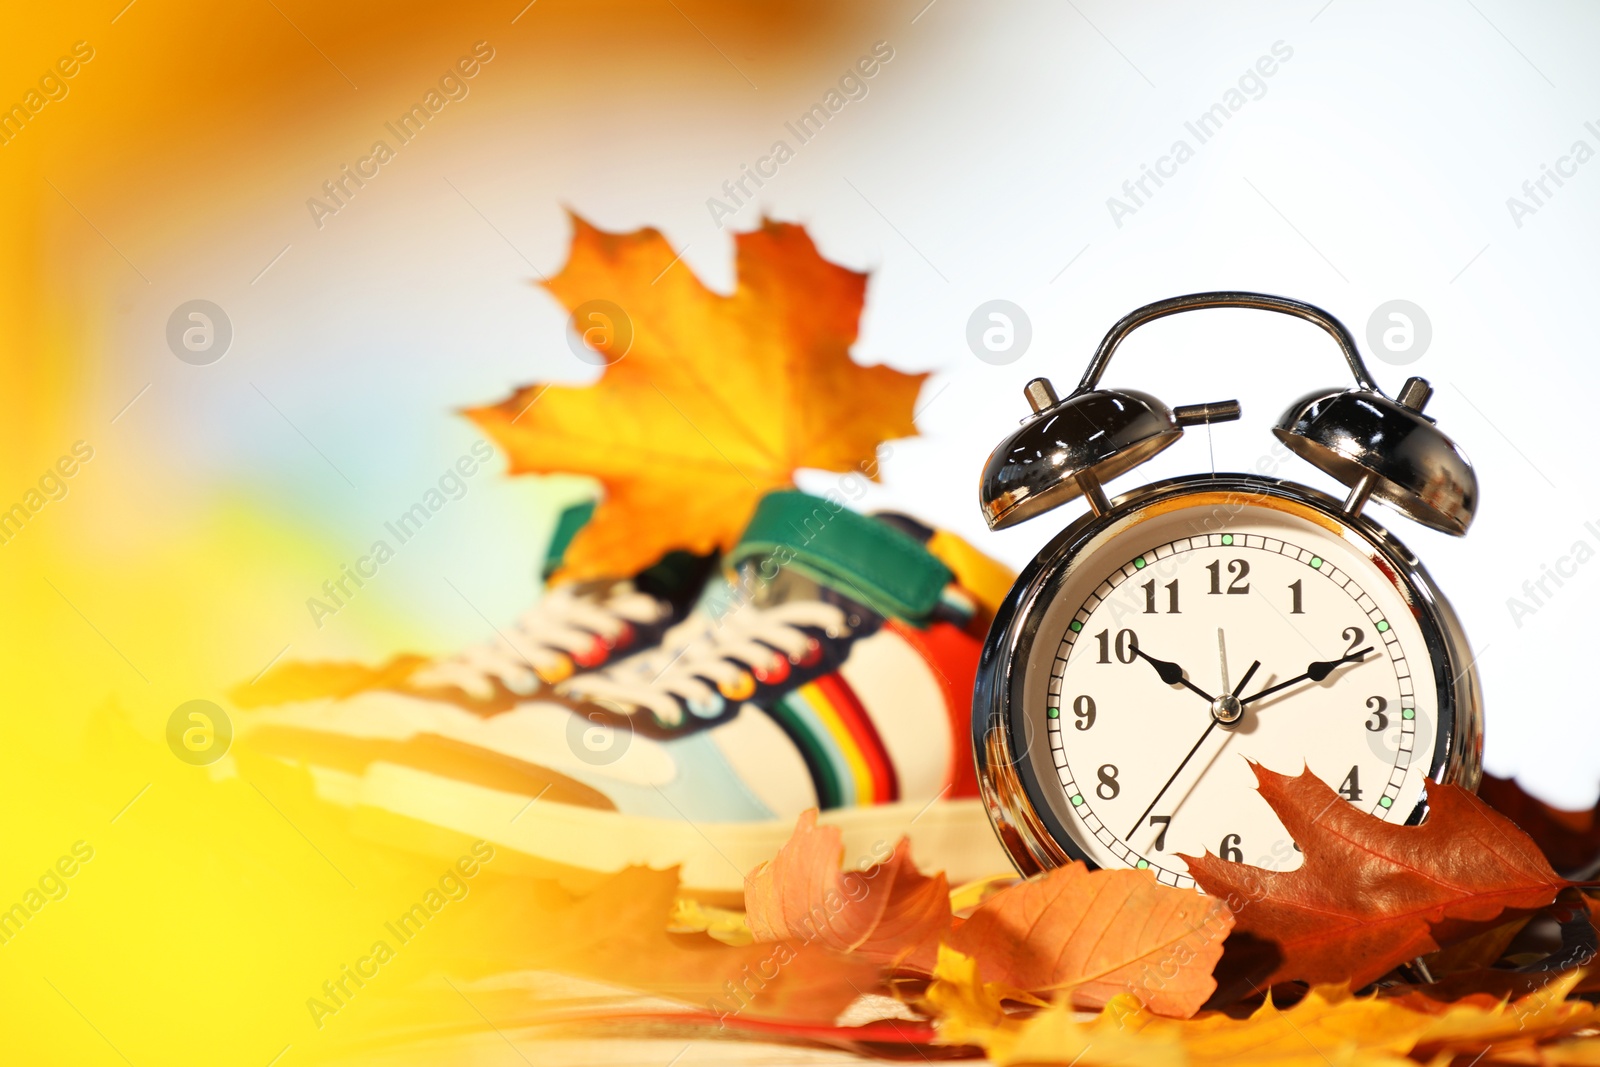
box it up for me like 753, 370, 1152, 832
974, 473, 1482, 883
971, 293, 1484, 882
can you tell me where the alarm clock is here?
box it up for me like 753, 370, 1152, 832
972, 292, 1483, 887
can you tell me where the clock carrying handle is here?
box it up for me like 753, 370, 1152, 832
1074, 291, 1381, 395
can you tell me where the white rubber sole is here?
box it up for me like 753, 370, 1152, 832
357, 760, 1015, 896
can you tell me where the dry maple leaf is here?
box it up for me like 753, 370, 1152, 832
947, 982, 1429, 1067
939, 970, 1600, 1067
1183, 763, 1569, 990
972, 1000, 1190, 1067
448, 863, 876, 1025
946, 860, 1234, 1019
1152, 986, 1430, 1067
466, 214, 927, 580
1398, 969, 1600, 1058
745, 809, 950, 967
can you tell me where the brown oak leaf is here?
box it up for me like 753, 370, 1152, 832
1183, 763, 1568, 989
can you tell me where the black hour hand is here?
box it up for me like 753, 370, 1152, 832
1131, 647, 1216, 704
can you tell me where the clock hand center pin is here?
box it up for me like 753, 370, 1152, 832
1126, 656, 1262, 843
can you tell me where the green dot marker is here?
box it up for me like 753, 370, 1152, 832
1402, 707, 1415, 720
1047, 707, 1060, 719
1309, 556, 1323, 568
1221, 534, 1234, 545
1134, 556, 1147, 569
1070, 620, 1084, 633
1376, 620, 1390, 633
1379, 796, 1394, 809
1070, 794, 1084, 807
1135, 859, 1150, 870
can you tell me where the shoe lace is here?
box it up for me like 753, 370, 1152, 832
411, 582, 668, 700
562, 601, 849, 727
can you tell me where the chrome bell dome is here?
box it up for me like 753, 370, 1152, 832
980, 379, 1237, 530
1274, 377, 1476, 535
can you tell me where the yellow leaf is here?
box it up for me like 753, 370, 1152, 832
927, 944, 1179, 1065
932, 972, 1438, 1066
1172, 987, 1431, 1066
667, 895, 752, 946
1006, 988, 1427, 1067
925, 944, 1012, 1048
467, 214, 927, 579
1408, 970, 1600, 1058
948, 872, 1022, 916
1530, 1038, 1600, 1064
988, 997, 1186, 1067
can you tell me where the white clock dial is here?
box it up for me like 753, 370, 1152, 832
1029, 498, 1439, 888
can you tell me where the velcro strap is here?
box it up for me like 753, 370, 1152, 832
728, 491, 952, 625
542, 498, 597, 579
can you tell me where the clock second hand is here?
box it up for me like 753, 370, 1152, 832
1126, 658, 1261, 843
1217, 627, 1230, 696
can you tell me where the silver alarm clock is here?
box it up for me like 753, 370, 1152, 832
973, 292, 1483, 886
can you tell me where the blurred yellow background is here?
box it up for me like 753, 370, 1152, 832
1, 3, 886, 1062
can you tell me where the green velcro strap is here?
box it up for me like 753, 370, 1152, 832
728, 490, 953, 625
542, 498, 597, 579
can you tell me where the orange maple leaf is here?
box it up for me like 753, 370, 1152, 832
1184, 763, 1569, 990
449, 863, 877, 1026
745, 809, 950, 968
466, 214, 928, 579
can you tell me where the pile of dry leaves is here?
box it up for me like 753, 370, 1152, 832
508, 765, 1600, 1066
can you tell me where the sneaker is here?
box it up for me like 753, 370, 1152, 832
351, 490, 1012, 896
231, 499, 719, 805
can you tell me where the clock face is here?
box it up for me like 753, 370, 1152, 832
1016, 491, 1444, 888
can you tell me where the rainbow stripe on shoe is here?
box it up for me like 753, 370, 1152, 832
770, 672, 900, 810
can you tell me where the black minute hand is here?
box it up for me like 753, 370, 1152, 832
1124, 660, 1258, 842
1131, 646, 1215, 704
1240, 646, 1374, 706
